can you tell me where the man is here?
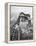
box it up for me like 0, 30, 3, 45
10, 12, 33, 40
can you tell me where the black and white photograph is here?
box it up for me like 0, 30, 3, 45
10, 6, 33, 41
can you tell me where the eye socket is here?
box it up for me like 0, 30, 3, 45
21, 19, 28, 22
20, 17, 28, 22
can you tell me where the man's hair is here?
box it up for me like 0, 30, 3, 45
19, 12, 25, 16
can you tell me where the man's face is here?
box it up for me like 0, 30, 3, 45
19, 17, 28, 28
